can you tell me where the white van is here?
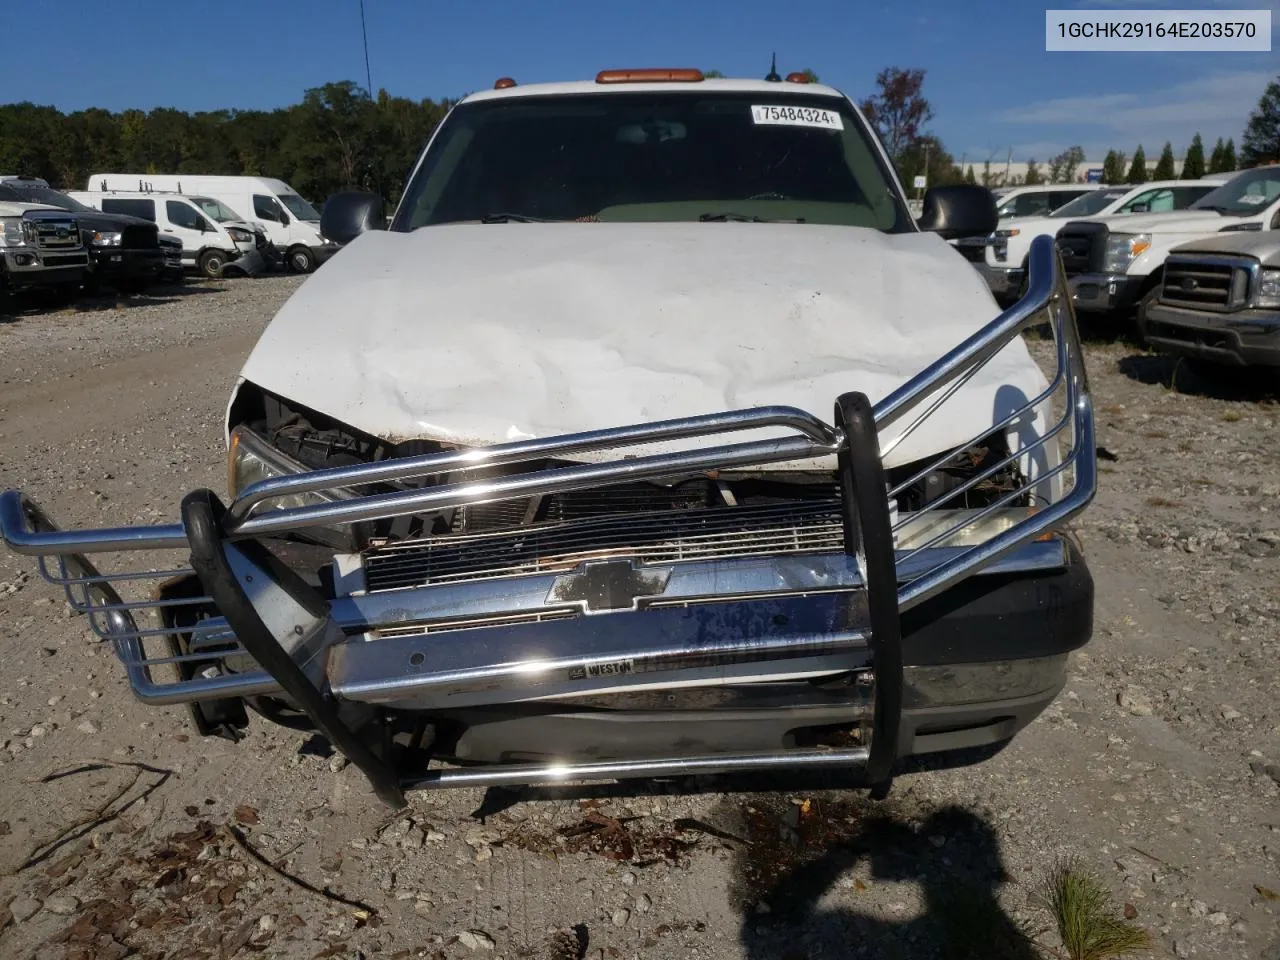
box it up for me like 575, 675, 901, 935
85, 174, 337, 273
69, 191, 264, 279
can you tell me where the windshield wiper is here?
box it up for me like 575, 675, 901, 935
698, 212, 805, 223
479, 213, 550, 223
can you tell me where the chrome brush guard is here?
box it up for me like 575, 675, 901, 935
0, 237, 1095, 806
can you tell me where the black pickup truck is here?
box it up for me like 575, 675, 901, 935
0, 179, 164, 293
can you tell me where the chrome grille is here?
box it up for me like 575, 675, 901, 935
364, 499, 846, 590
29, 216, 81, 251
374, 609, 576, 639
1161, 256, 1253, 313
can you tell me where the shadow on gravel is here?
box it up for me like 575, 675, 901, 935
1118, 352, 1280, 403
0, 281, 221, 322
70, 282, 223, 313
731, 799, 1038, 960
464, 747, 1034, 959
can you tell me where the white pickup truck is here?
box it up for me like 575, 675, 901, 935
960, 180, 1215, 301
0, 70, 1097, 805
1055, 164, 1280, 321
1140, 230, 1280, 368
0, 197, 91, 311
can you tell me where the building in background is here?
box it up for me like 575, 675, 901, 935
980, 157, 1181, 187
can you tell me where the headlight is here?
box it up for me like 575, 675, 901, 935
0, 218, 29, 248
90, 230, 122, 247
1102, 233, 1151, 273
1256, 269, 1280, 310
1219, 222, 1262, 233
228, 426, 355, 549
994, 228, 1020, 239
227, 227, 252, 243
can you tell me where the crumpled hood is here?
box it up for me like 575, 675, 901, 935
236, 222, 1050, 469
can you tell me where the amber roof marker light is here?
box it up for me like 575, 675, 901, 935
595, 68, 705, 84
493, 77, 517, 89
785, 72, 813, 83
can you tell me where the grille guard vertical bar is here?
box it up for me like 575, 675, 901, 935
835, 392, 902, 788
180, 489, 405, 809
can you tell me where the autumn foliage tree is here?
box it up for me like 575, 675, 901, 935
858, 67, 934, 165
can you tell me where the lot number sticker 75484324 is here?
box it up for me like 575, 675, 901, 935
750, 105, 844, 130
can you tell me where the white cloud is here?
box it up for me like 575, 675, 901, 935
994, 68, 1275, 152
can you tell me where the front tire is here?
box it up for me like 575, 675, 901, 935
198, 249, 228, 280
288, 246, 316, 274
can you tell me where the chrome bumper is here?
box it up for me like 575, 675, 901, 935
0, 235, 1095, 803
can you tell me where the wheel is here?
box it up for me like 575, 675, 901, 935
198, 249, 228, 279
287, 246, 316, 274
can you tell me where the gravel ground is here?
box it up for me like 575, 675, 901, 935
0, 277, 1278, 960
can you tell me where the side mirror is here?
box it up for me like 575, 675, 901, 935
917, 184, 998, 240
321, 192, 386, 246
278, 209, 290, 225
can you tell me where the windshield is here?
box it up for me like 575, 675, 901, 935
1191, 166, 1280, 215
189, 196, 245, 222
279, 193, 320, 221
393, 92, 912, 231
0, 184, 95, 213
1050, 190, 1127, 218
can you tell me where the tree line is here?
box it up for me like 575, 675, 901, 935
0, 81, 452, 205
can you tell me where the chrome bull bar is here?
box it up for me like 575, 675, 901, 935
0, 235, 1095, 804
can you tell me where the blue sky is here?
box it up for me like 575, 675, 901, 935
9, 0, 1277, 166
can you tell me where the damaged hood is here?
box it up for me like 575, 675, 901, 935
236, 222, 1050, 469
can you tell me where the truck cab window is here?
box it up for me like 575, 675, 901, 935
102, 198, 155, 220
253, 195, 282, 221
166, 200, 207, 231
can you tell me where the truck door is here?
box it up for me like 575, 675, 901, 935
252, 194, 289, 252
164, 199, 218, 263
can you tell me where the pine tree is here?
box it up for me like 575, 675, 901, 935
1152, 142, 1176, 179
964, 165, 977, 184
1025, 159, 1044, 185
1222, 138, 1237, 172
1126, 145, 1148, 184
1241, 76, 1280, 166
1208, 137, 1226, 173
1181, 133, 1205, 179
1101, 149, 1122, 184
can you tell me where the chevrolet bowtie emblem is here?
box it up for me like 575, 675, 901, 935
546, 558, 672, 612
